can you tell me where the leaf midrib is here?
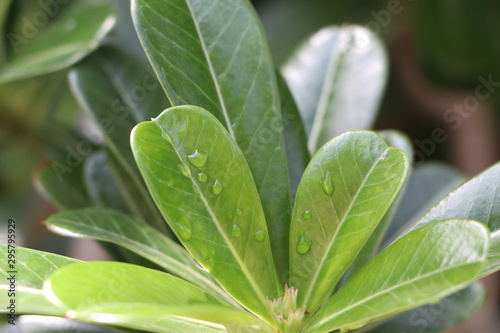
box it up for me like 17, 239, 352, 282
184, 0, 236, 139
308, 29, 351, 153
307, 262, 480, 332
157, 125, 273, 321
301, 148, 391, 307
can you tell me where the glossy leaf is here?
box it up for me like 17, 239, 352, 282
45, 262, 266, 333
407, 162, 500, 277
342, 131, 413, 281
84, 151, 130, 213
276, 70, 310, 196
0, 245, 78, 316
305, 220, 489, 333
290, 131, 408, 314
366, 283, 486, 333
132, 0, 292, 278
383, 163, 464, 245
45, 208, 238, 307
0, 1, 116, 83
69, 46, 171, 235
34, 162, 92, 210
132, 106, 280, 324
282, 26, 388, 153
7, 315, 126, 333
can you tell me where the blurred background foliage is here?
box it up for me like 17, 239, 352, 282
1, 0, 500, 331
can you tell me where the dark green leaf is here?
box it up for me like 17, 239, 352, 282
45, 208, 238, 307
365, 283, 486, 333
132, 0, 292, 278
0, 0, 12, 65
282, 26, 388, 153
0, 2, 116, 83
69, 46, 172, 235
407, 162, 500, 277
0, 245, 78, 316
276, 70, 310, 196
84, 151, 130, 213
132, 106, 280, 324
290, 131, 408, 314
305, 219, 489, 333
34, 162, 92, 210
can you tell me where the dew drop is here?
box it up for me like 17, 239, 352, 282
302, 211, 312, 220
178, 164, 190, 177
187, 149, 208, 168
236, 209, 243, 216
197, 173, 208, 183
232, 224, 242, 238
321, 170, 334, 195
174, 221, 192, 241
212, 179, 223, 195
296, 229, 312, 255
254, 230, 266, 242
193, 259, 208, 272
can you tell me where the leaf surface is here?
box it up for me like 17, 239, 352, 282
45, 262, 269, 333
69, 46, 172, 234
132, 0, 292, 277
282, 26, 387, 153
0, 245, 78, 316
131, 106, 280, 324
289, 131, 408, 314
9, 315, 127, 333
0, 1, 116, 83
305, 220, 489, 333
45, 208, 237, 307
366, 283, 486, 333
276, 71, 310, 196
407, 162, 500, 277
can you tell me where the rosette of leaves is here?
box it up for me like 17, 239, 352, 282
1, 1, 500, 333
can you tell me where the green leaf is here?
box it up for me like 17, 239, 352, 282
407, 162, 500, 277
365, 282, 486, 333
0, 1, 116, 83
0, 245, 78, 316
276, 70, 310, 196
282, 26, 388, 153
342, 131, 413, 282
305, 219, 489, 333
289, 131, 408, 314
383, 163, 464, 245
45, 208, 238, 308
9, 315, 126, 333
132, 0, 292, 279
45, 262, 267, 333
34, 162, 92, 210
0, 0, 12, 65
69, 46, 172, 235
131, 106, 280, 324
84, 151, 130, 214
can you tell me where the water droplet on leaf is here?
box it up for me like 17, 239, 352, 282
178, 164, 190, 177
302, 211, 312, 220
232, 224, 242, 238
166, 179, 174, 186
187, 150, 208, 168
321, 170, 334, 195
197, 173, 208, 183
193, 259, 208, 272
254, 230, 266, 242
212, 179, 223, 195
236, 209, 243, 216
174, 221, 192, 241
296, 230, 312, 255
